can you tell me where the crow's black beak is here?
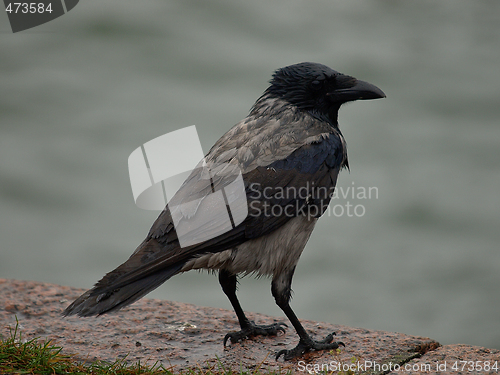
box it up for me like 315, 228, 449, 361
329, 79, 386, 102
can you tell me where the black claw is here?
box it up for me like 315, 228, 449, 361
321, 332, 335, 344
223, 332, 235, 347
224, 322, 287, 347
276, 349, 289, 361
275, 332, 344, 361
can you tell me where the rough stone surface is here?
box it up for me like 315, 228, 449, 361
1, 279, 498, 374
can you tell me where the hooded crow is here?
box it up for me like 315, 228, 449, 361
64, 62, 385, 360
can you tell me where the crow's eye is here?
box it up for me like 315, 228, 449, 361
310, 80, 323, 91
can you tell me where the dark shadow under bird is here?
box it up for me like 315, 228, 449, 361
63, 62, 385, 360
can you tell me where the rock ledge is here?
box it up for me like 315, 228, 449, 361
1, 279, 498, 374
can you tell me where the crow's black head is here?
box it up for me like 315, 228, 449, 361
265, 62, 385, 122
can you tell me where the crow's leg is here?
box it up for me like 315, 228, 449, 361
219, 269, 287, 346
272, 268, 345, 361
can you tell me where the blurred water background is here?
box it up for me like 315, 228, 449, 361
1, 0, 499, 350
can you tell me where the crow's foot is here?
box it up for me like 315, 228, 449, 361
223, 321, 287, 346
276, 332, 345, 361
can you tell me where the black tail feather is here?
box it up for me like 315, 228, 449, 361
63, 262, 184, 317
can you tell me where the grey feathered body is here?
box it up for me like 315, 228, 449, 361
182, 215, 317, 277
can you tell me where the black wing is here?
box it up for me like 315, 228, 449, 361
92, 131, 346, 293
